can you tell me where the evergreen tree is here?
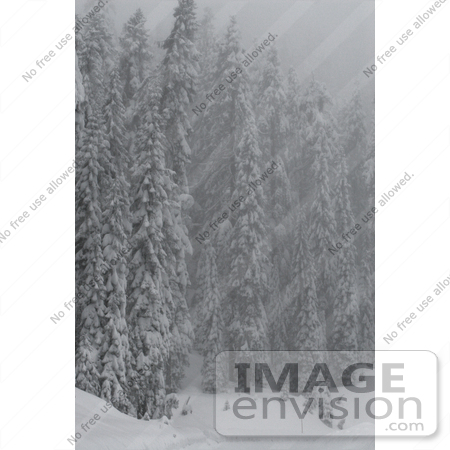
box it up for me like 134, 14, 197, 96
119, 9, 153, 105
227, 106, 269, 352
76, 335, 101, 395
329, 158, 359, 351
309, 125, 337, 329
289, 208, 326, 387
256, 47, 291, 221
160, 0, 198, 392
161, 0, 199, 192
75, 108, 108, 394
256, 48, 291, 321
127, 81, 173, 418
98, 69, 133, 412
79, 12, 115, 109
193, 17, 271, 352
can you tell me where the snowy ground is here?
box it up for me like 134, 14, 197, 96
75, 352, 375, 450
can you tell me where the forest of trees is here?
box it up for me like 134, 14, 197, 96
75, 0, 374, 419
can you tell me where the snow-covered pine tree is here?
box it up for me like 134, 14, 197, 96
255, 47, 292, 326
79, 11, 115, 110
75, 108, 108, 394
126, 80, 173, 419
195, 241, 226, 393
288, 207, 326, 388
160, 0, 198, 392
359, 113, 375, 350
98, 68, 133, 413
192, 17, 271, 352
256, 47, 290, 221
160, 0, 199, 192
309, 125, 337, 330
162, 185, 194, 392
329, 158, 359, 351
76, 334, 101, 396
226, 100, 270, 352
119, 9, 153, 105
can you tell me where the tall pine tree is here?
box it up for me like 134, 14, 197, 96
309, 126, 337, 330
79, 11, 115, 109
306, 80, 341, 334
227, 107, 269, 352
127, 80, 173, 418
98, 68, 133, 412
119, 9, 153, 105
75, 108, 108, 395
329, 158, 359, 351
160, 0, 199, 192
359, 113, 375, 350
256, 47, 290, 221
160, 0, 198, 391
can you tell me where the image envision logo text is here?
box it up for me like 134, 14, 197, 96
214, 351, 437, 437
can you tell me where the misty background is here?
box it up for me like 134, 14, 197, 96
77, 0, 375, 106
